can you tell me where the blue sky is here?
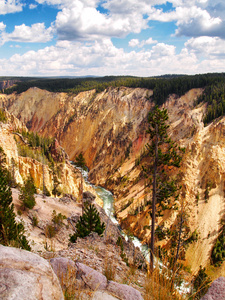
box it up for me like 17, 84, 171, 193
0, 0, 225, 77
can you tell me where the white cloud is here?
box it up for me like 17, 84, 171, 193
1, 0, 225, 77
33, 0, 225, 43
0, 22, 6, 31
29, 4, 37, 9
145, 37, 158, 45
102, 0, 153, 15
174, 6, 223, 38
35, 0, 99, 9
1, 37, 225, 77
1, 23, 53, 44
185, 36, 225, 57
129, 39, 139, 47
0, 0, 23, 15
150, 43, 176, 59
55, 1, 149, 41
147, 4, 225, 39
129, 37, 157, 48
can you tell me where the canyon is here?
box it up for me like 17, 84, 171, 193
1, 85, 225, 278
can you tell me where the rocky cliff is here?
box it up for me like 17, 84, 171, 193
0, 79, 18, 91
0, 109, 102, 206
1, 86, 225, 274
0, 87, 152, 185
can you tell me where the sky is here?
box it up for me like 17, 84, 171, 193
0, 0, 225, 77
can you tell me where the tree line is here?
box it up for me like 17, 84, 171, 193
2, 73, 225, 106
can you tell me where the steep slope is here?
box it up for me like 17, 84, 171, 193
0, 109, 102, 206
2, 86, 225, 274
106, 89, 225, 273
1, 87, 152, 185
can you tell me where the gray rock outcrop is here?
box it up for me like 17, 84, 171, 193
50, 257, 77, 288
0, 245, 64, 300
201, 277, 225, 300
76, 262, 108, 290
107, 281, 144, 300
92, 291, 119, 300
52, 257, 144, 300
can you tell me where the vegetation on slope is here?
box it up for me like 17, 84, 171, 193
0, 147, 30, 250
69, 203, 105, 242
2, 73, 225, 108
17, 130, 55, 165
3, 73, 225, 126
196, 81, 225, 125
0, 109, 7, 123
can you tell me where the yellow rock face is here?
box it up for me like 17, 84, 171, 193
0, 112, 102, 206
1, 87, 152, 186
2, 86, 225, 272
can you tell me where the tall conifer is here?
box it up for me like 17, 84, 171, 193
145, 106, 184, 271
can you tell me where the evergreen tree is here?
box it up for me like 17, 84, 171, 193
19, 175, 36, 210
69, 203, 105, 242
0, 166, 30, 250
75, 153, 86, 169
52, 172, 61, 196
144, 106, 184, 271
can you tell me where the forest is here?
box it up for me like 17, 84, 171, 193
2, 73, 225, 125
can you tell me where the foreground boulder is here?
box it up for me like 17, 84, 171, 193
50, 257, 77, 289
107, 281, 143, 300
76, 262, 108, 290
0, 245, 64, 300
92, 291, 119, 300
201, 277, 225, 300
52, 257, 144, 300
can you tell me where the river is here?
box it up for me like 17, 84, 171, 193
77, 166, 150, 258
75, 165, 190, 295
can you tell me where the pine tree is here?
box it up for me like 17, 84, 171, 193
19, 175, 36, 210
69, 204, 105, 242
0, 166, 30, 250
75, 153, 86, 169
144, 106, 184, 271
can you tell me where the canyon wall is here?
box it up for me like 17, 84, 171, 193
0, 80, 18, 91
0, 111, 102, 206
0, 87, 152, 185
1, 86, 225, 273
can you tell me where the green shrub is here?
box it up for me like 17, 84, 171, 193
0, 109, 6, 122
16, 130, 54, 165
74, 153, 86, 169
116, 236, 124, 251
116, 236, 129, 266
69, 204, 105, 243
19, 176, 36, 210
211, 235, 225, 266
45, 224, 57, 238
52, 210, 66, 226
155, 225, 166, 240
31, 215, 39, 227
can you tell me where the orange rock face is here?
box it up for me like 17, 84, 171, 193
2, 86, 225, 273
